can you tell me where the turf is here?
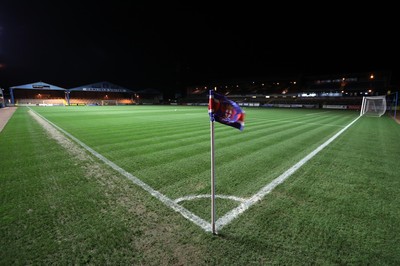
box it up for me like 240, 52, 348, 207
1, 106, 399, 264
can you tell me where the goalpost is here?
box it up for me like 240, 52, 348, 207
360, 95, 387, 117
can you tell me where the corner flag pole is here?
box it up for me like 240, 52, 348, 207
210, 117, 216, 234
209, 89, 217, 234
208, 88, 245, 234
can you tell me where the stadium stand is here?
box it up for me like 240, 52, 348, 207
182, 71, 392, 110
2, 71, 395, 112
5, 81, 153, 106
4, 81, 165, 106
9, 81, 66, 106
68, 81, 134, 105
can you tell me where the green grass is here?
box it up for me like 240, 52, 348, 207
1, 106, 399, 264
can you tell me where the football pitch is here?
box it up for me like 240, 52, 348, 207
1, 105, 399, 264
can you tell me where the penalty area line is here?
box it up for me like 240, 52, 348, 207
215, 115, 361, 230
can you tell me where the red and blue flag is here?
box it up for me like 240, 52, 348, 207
208, 90, 245, 131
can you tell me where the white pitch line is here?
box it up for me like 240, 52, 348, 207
174, 194, 246, 203
28, 108, 212, 232
215, 115, 361, 230
28, 107, 361, 233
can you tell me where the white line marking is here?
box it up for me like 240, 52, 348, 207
215, 115, 361, 230
174, 194, 246, 203
29, 107, 361, 233
28, 108, 212, 232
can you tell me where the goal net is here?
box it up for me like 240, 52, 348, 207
360, 95, 387, 117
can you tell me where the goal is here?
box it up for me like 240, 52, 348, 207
360, 95, 387, 117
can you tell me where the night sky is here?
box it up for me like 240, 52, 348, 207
0, 2, 398, 97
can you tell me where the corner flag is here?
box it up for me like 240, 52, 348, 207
208, 90, 245, 131
208, 89, 245, 234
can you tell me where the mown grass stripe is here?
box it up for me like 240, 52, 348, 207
28, 108, 213, 232
30, 107, 362, 229
216, 115, 361, 229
